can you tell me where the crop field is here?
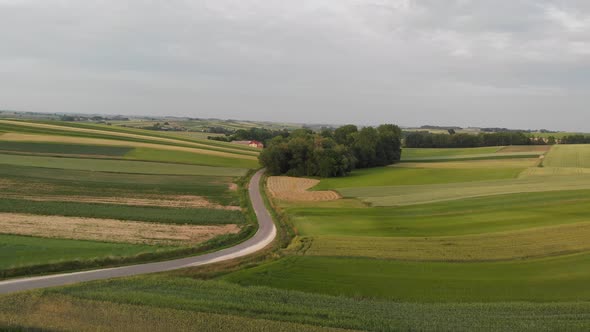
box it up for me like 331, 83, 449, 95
5, 277, 590, 331
543, 144, 590, 168
267, 176, 340, 202
0, 234, 171, 271
0, 120, 254, 278
0, 153, 247, 176
313, 165, 524, 189
6, 131, 590, 330
219, 143, 590, 319
402, 146, 502, 159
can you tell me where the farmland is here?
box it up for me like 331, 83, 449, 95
0, 119, 257, 278
6, 141, 590, 330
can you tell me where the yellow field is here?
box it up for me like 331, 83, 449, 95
267, 176, 340, 202
0, 213, 239, 246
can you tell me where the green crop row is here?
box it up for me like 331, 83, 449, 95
0, 198, 245, 225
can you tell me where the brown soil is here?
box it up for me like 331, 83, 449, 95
0, 213, 240, 246
267, 176, 340, 202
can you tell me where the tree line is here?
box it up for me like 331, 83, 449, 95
560, 135, 590, 144
404, 131, 541, 148
208, 127, 289, 143
259, 124, 402, 177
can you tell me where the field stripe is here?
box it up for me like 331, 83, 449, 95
303, 221, 590, 261
0, 133, 257, 160
0, 120, 259, 157
0, 153, 247, 176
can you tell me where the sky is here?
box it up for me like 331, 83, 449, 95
1, 1, 590, 131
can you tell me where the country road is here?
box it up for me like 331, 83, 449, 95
0, 169, 276, 295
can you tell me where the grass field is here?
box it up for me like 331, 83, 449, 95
4, 276, 590, 331
339, 174, 590, 206
223, 254, 590, 302
402, 147, 502, 159
313, 166, 523, 189
288, 190, 590, 237
0, 234, 171, 270
0, 141, 133, 156
0, 153, 247, 176
0, 198, 244, 225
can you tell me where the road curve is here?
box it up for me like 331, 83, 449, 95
0, 169, 276, 295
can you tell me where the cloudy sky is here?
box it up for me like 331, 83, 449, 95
1, 1, 590, 130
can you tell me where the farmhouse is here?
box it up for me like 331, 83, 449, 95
232, 140, 264, 149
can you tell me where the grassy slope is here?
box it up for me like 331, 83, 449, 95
222, 253, 590, 302
341, 174, 590, 206
313, 166, 523, 189
0, 234, 171, 270
0, 153, 246, 176
290, 190, 590, 237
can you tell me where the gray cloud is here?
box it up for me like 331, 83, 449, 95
1, 0, 590, 130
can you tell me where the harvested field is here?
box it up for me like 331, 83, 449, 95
0, 213, 240, 246
303, 221, 590, 261
0, 133, 257, 160
0, 193, 240, 210
497, 145, 552, 153
267, 176, 340, 202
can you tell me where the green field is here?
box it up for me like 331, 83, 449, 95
543, 144, 590, 168
313, 166, 523, 189
0, 119, 254, 279
288, 190, 590, 237
402, 146, 502, 159
339, 174, 590, 206
223, 254, 590, 302
0, 199, 244, 225
0, 153, 247, 176
0, 234, 171, 270
2, 276, 589, 331
0, 141, 133, 156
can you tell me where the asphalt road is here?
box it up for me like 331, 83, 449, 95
0, 169, 276, 294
